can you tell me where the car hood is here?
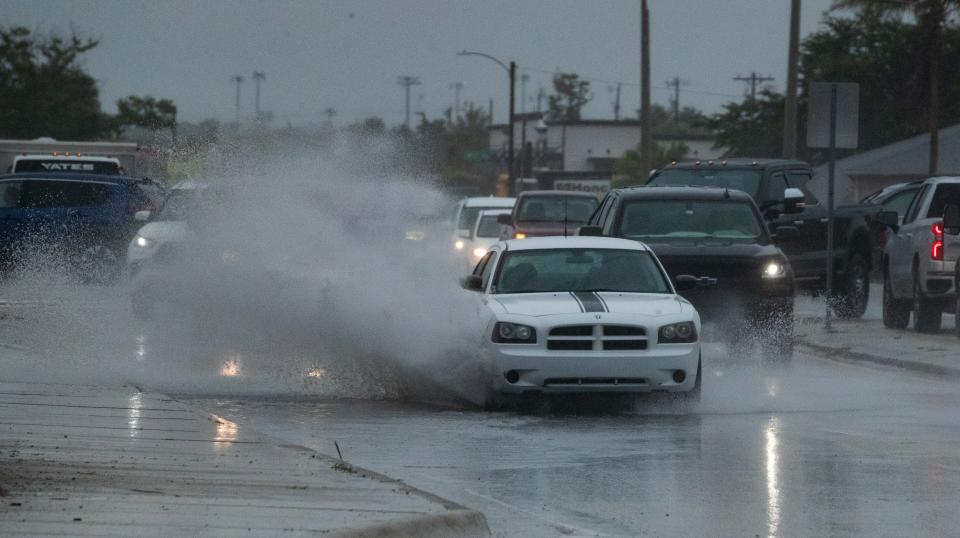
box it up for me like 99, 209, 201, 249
488, 292, 686, 317
136, 221, 188, 243
644, 242, 786, 278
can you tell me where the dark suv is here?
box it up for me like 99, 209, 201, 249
0, 173, 163, 283
582, 186, 796, 360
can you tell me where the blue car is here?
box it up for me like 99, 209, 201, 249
0, 172, 165, 283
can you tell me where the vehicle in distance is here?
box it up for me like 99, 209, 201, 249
859, 181, 921, 272
0, 138, 140, 175
943, 203, 960, 336
647, 159, 880, 318
582, 186, 796, 359
463, 208, 511, 267
452, 196, 515, 254
0, 172, 163, 283
497, 190, 598, 239
128, 182, 205, 318
880, 177, 960, 332
11, 154, 122, 175
462, 236, 702, 408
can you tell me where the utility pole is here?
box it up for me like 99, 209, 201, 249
665, 76, 688, 123
397, 75, 421, 129
535, 87, 546, 114
734, 72, 775, 101
488, 98, 494, 123
231, 74, 244, 124
252, 71, 265, 122
609, 84, 622, 120
449, 82, 464, 118
783, 0, 801, 158
639, 0, 652, 178
509, 61, 516, 182
323, 107, 336, 123
520, 74, 529, 114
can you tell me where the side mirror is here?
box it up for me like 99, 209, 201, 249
578, 225, 603, 237
497, 213, 512, 225
134, 210, 152, 222
783, 188, 805, 214
943, 204, 960, 233
876, 210, 899, 230
461, 274, 484, 292
674, 274, 697, 291
773, 225, 799, 242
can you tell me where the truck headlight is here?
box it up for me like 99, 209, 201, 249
658, 321, 697, 343
492, 322, 537, 343
454, 240, 465, 250
134, 235, 154, 248
762, 260, 787, 279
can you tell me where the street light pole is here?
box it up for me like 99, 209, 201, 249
457, 50, 517, 186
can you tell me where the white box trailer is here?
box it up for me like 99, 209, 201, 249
0, 138, 141, 175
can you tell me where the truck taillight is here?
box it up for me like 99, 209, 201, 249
931, 221, 944, 261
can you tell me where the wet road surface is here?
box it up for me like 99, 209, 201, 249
188, 347, 960, 537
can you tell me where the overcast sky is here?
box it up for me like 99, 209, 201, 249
3, 0, 838, 127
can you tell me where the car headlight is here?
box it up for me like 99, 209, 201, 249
134, 235, 154, 248
514, 232, 527, 240
454, 240, 465, 250
658, 321, 698, 343
472, 247, 487, 258
492, 322, 537, 344
762, 260, 787, 279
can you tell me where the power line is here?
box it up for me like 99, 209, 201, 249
519, 65, 741, 98
733, 72, 775, 101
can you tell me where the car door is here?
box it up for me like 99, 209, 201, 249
887, 184, 929, 296
769, 169, 828, 278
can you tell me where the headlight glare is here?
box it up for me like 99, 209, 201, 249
472, 247, 487, 258
134, 235, 153, 248
492, 322, 536, 344
454, 240, 464, 250
659, 321, 697, 343
763, 260, 787, 278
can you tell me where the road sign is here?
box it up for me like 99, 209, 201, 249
807, 82, 859, 149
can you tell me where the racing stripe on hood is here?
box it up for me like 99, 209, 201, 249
569, 292, 585, 312
572, 291, 606, 313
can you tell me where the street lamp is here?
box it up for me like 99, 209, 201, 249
457, 50, 516, 186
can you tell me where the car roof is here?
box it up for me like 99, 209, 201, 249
612, 185, 756, 202
516, 190, 598, 198
663, 158, 808, 169
499, 236, 649, 252
477, 208, 511, 216
0, 172, 145, 184
462, 196, 515, 207
923, 176, 960, 185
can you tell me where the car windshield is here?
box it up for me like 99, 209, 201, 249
619, 200, 766, 244
159, 190, 200, 220
458, 206, 505, 230
476, 215, 502, 238
648, 168, 762, 198
927, 184, 960, 218
516, 195, 598, 224
493, 248, 670, 294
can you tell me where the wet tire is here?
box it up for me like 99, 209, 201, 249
834, 253, 869, 319
913, 276, 941, 333
882, 273, 910, 329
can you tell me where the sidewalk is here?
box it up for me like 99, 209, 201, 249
795, 316, 960, 380
0, 381, 489, 537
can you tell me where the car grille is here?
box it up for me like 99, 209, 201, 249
547, 325, 648, 351
544, 377, 648, 386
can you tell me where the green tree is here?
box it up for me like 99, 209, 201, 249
547, 73, 591, 122
703, 89, 785, 157
613, 141, 690, 187
0, 26, 114, 140
115, 95, 177, 132
833, 0, 958, 174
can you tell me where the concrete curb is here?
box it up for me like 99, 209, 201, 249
171, 396, 491, 537
327, 509, 491, 538
797, 341, 960, 381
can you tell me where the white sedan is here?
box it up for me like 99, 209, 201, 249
463, 236, 702, 407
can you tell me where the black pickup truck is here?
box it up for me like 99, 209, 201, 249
646, 159, 882, 318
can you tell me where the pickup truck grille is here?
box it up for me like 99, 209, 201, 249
547, 325, 647, 351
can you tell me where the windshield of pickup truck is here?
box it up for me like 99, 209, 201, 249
493, 248, 670, 294
516, 195, 598, 223
648, 168, 761, 198
619, 200, 766, 243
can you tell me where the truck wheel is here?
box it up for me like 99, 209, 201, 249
882, 274, 910, 329
835, 253, 869, 319
913, 276, 941, 333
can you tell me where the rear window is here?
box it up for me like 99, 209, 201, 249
476, 215, 502, 238
14, 159, 121, 175
458, 206, 505, 230
927, 184, 960, 218
19, 180, 113, 208
649, 168, 762, 198
516, 195, 598, 224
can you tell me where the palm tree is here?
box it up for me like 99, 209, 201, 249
834, 0, 955, 175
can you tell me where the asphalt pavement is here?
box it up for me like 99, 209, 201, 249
189, 346, 960, 537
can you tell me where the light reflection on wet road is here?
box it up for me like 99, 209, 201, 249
188, 349, 960, 537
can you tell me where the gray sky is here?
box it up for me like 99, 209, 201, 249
3, 0, 837, 127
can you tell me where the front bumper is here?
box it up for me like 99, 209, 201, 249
489, 343, 700, 394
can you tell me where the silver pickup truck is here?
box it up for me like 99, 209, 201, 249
880, 177, 960, 332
